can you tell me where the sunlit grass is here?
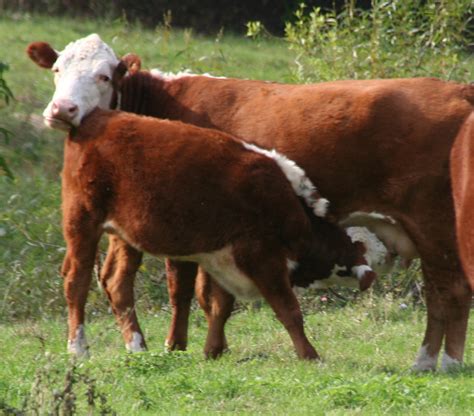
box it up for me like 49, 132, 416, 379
1, 304, 473, 415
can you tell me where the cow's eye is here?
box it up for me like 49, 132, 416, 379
52, 67, 59, 73
98, 75, 110, 82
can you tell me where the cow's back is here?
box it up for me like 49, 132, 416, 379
165, 77, 474, 216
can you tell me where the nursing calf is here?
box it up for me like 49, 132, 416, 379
60, 107, 375, 358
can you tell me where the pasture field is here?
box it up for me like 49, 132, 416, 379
1, 9, 473, 415
1, 300, 473, 415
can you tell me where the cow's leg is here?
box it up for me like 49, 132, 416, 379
413, 261, 471, 371
442, 277, 471, 371
423, 263, 471, 371
404, 198, 472, 372
412, 261, 446, 371
195, 269, 235, 358
165, 259, 198, 351
62, 207, 102, 357
100, 235, 146, 352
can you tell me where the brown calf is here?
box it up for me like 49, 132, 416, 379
59, 107, 374, 358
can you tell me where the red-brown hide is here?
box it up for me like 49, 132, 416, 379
61, 108, 371, 359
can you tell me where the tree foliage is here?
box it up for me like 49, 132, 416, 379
283, 0, 473, 82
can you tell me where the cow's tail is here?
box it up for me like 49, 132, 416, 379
242, 143, 329, 217
451, 111, 474, 290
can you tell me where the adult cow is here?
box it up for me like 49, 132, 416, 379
27, 34, 473, 370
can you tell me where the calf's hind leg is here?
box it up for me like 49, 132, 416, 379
195, 269, 235, 358
100, 235, 146, 352
165, 259, 198, 351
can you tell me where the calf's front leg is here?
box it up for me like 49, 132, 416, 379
62, 204, 102, 356
235, 243, 320, 360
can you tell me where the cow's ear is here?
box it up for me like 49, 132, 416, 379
112, 60, 128, 89
120, 53, 141, 75
26, 42, 58, 69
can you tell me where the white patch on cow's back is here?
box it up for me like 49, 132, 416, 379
67, 325, 89, 357
242, 142, 328, 217
412, 344, 438, 371
126, 332, 146, 353
440, 352, 461, 371
150, 68, 227, 81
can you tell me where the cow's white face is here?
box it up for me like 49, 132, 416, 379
41, 34, 120, 131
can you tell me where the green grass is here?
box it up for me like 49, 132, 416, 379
1, 300, 473, 415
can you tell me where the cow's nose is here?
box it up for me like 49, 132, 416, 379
51, 99, 78, 121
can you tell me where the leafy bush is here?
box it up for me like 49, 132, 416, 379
283, 0, 473, 82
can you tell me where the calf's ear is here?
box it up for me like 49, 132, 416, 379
26, 42, 58, 69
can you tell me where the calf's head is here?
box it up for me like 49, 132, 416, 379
27, 34, 141, 131
291, 217, 378, 291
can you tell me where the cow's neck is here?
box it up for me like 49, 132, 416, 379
119, 71, 168, 117
119, 71, 218, 129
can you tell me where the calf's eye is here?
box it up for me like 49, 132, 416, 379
98, 75, 111, 82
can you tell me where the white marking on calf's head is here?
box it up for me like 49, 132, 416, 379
43, 34, 120, 130
346, 227, 393, 275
